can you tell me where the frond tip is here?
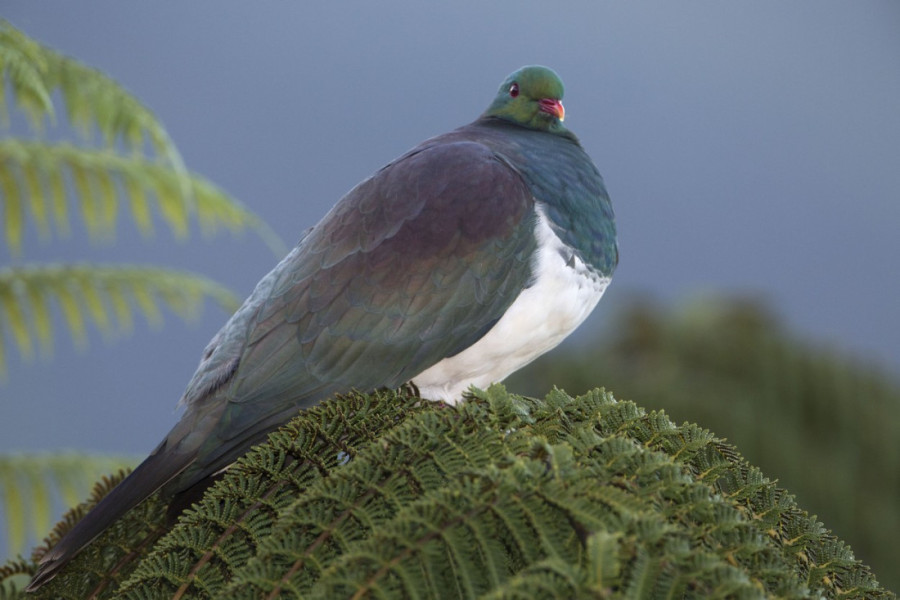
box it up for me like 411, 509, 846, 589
0, 263, 239, 374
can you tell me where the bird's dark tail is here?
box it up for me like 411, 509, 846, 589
25, 439, 195, 592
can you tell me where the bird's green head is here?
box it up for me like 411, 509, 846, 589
483, 65, 567, 133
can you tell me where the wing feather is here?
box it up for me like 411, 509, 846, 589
177, 139, 536, 484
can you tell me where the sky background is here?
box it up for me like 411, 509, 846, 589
2, 1, 899, 457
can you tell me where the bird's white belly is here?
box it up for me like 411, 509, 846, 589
412, 207, 610, 403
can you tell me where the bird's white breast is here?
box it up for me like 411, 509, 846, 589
412, 205, 610, 403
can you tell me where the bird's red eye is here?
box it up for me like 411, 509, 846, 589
509, 83, 519, 97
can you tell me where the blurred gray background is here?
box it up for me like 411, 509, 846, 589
2, 1, 898, 455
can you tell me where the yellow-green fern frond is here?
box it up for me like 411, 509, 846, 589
0, 264, 240, 373
0, 22, 54, 129
0, 140, 287, 255
0, 19, 180, 167
0, 454, 135, 561
191, 176, 286, 256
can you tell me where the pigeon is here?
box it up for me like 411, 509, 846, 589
27, 64, 617, 590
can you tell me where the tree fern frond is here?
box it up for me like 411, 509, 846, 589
0, 20, 178, 167
0, 140, 286, 254
0, 454, 135, 561
0, 22, 54, 129
509, 297, 900, 590
0, 21, 287, 258
8, 387, 895, 599
0, 263, 239, 373
476, 558, 588, 600
0, 166, 24, 255
192, 177, 288, 257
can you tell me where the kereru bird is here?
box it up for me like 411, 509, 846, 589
27, 64, 617, 590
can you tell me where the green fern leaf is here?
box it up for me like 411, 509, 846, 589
0, 21, 287, 257
0, 140, 285, 254
0, 167, 24, 255
0, 23, 54, 128
508, 298, 900, 591
3, 388, 896, 599
0, 19, 175, 165
0, 264, 239, 373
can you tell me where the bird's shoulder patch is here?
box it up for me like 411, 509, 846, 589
309, 138, 535, 269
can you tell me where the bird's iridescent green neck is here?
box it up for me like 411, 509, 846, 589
482, 65, 568, 135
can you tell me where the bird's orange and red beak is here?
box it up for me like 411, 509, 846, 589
539, 98, 565, 121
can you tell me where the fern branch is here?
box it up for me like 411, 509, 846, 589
0, 22, 54, 129
0, 19, 179, 165
0, 140, 286, 256
0, 21, 287, 258
0, 263, 239, 374
4, 388, 895, 599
